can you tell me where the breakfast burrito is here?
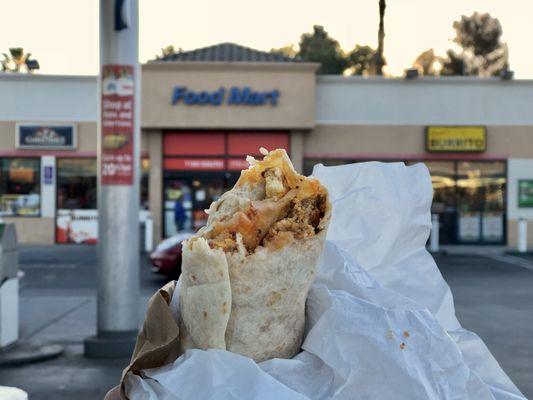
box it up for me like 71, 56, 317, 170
178, 148, 331, 362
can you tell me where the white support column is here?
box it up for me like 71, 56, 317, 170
145, 214, 153, 252
40, 156, 56, 218
0, 279, 18, 348
518, 218, 528, 253
84, 0, 140, 358
430, 214, 439, 253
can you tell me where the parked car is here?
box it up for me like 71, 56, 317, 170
149, 232, 194, 277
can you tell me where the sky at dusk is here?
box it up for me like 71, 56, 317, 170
1, 0, 532, 77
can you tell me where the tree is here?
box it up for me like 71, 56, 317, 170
271, 44, 298, 58
154, 45, 182, 60
440, 49, 467, 76
375, 0, 386, 75
347, 45, 376, 75
441, 12, 509, 77
412, 49, 441, 76
1, 48, 39, 73
297, 25, 349, 74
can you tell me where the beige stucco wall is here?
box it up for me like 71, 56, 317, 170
4, 217, 55, 244
306, 125, 424, 156
141, 130, 149, 154
488, 127, 533, 158
76, 122, 97, 152
0, 121, 97, 153
305, 125, 533, 158
146, 129, 163, 245
290, 130, 305, 173
141, 62, 318, 130
507, 220, 533, 249
0, 121, 16, 150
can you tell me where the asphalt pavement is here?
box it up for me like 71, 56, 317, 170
1, 245, 166, 400
17, 245, 166, 295
436, 252, 533, 398
0, 245, 532, 399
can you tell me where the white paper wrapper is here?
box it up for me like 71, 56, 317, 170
125, 161, 525, 400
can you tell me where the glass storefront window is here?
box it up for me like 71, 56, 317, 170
303, 158, 507, 244
0, 158, 40, 217
164, 179, 193, 237
425, 161, 457, 244
456, 161, 506, 243
140, 158, 150, 210
57, 159, 97, 209
163, 173, 237, 237
457, 161, 505, 212
56, 158, 98, 244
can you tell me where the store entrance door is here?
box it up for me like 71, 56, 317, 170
455, 161, 506, 244
56, 158, 98, 244
163, 172, 239, 237
426, 160, 506, 244
161, 130, 290, 238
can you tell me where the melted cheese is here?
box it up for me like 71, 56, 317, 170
202, 149, 328, 253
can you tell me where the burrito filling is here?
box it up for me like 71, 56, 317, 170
196, 150, 328, 254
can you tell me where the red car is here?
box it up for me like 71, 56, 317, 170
149, 232, 194, 277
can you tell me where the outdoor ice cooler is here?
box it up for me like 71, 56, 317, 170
0, 223, 19, 348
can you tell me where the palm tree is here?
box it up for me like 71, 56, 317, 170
1, 48, 39, 73
375, 0, 386, 75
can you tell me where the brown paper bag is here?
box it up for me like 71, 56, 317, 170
116, 281, 180, 400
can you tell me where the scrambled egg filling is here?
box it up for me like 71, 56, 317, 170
204, 165, 327, 254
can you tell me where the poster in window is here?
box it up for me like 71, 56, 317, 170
101, 64, 134, 185
518, 179, 533, 208
482, 212, 504, 242
56, 209, 98, 244
0, 194, 40, 217
458, 211, 481, 242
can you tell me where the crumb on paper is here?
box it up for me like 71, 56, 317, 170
403, 331, 410, 338
400, 342, 406, 350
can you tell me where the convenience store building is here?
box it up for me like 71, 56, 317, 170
1, 43, 532, 248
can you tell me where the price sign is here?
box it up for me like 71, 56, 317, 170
101, 64, 135, 185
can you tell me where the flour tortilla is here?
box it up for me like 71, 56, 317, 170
178, 238, 231, 350
179, 149, 331, 362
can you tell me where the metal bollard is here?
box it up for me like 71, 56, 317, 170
430, 214, 439, 253
145, 215, 153, 252
518, 218, 527, 253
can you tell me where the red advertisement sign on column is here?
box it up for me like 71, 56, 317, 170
101, 64, 135, 185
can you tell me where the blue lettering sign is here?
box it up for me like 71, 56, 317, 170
44, 166, 54, 185
172, 86, 225, 105
171, 86, 279, 106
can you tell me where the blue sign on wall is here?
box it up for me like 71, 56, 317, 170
44, 166, 54, 185
171, 86, 280, 106
17, 124, 76, 149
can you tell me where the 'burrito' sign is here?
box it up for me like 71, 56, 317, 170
16, 124, 76, 149
426, 126, 486, 152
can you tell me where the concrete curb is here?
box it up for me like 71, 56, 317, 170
84, 331, 137, 359
429, 250, 448, 257
0, 341, 63, 367
505, 251, 533, 256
